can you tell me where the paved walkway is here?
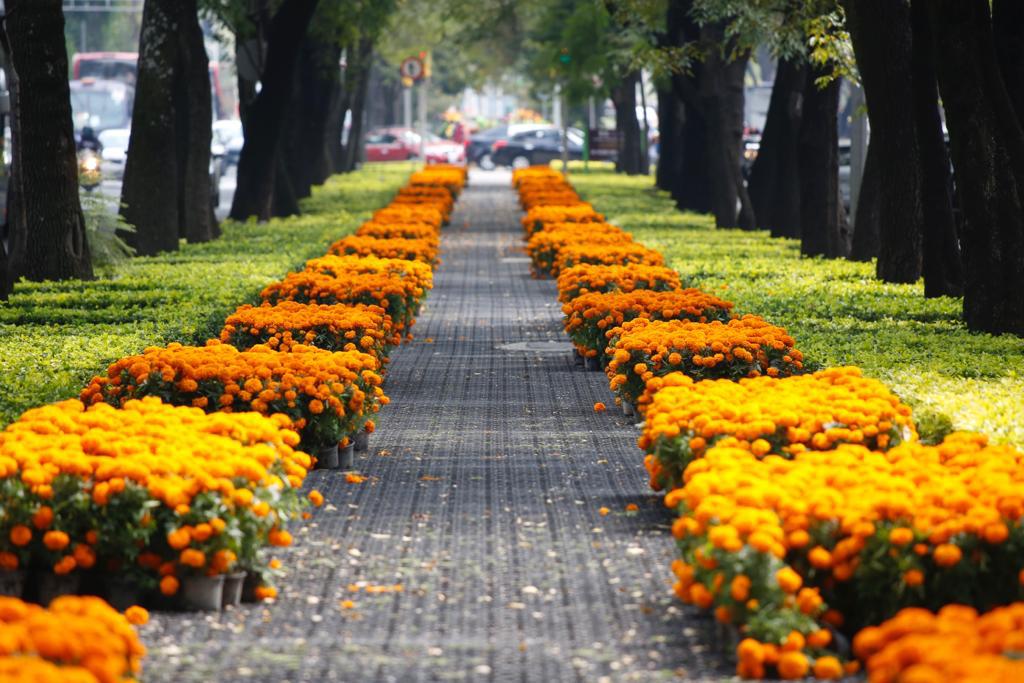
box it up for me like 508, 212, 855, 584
142, 170, 726, 682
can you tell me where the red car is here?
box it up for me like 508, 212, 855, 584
364, 127, 466, 164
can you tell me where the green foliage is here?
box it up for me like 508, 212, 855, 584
0, 163, 413, 427
570, 168, 1024, 447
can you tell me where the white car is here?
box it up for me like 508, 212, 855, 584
97, 128, 130, 180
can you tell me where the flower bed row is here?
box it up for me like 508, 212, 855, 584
512, 165, 1024, 679
0, 165, 464, 625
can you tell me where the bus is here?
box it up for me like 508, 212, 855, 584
72, 52, 227, 119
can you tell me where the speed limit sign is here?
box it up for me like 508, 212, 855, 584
399, 56, 425, 82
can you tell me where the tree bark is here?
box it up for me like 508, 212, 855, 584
178, 0, 217, 243
844, 0, 922, 282
654, 82, 680, 192
849, 139, 881, 260
745, 58, 805, 236
340, 36, 373, 174
926, 0, 1024, 335
5, 0, 93, 282
798, 68, 846, 258
993, 0, 1024, 128
612, 70, 644, 175
121, 0, 214, 254
698, 23, 750, 228
910, 0, 961, 297
230, 0, 319, 221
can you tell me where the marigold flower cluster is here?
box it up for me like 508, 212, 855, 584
0, 596, 146, 682
853, 603, 1024, 683
666, 432, 1024, 678
639, 367, 914, 489
0, 398, 308, 589
526, 223, 630, 276
327, 235, 440, 265
604, 316, 804, 407
220, 301, 399, 357
556, 263, 683, 303
563, 289, 734, 361
81, 340, 386, 449
409, 164, 466, 197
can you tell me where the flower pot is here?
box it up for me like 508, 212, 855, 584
573, 349, 584, 366
181, 574, 225, 611
0, 570, 25, 598
241, 572, 262, 603
339, 443, 355, 470
315, 444, 340, 470
585, 356, 602, 371
221, 571, 246, 608
105, 576, 144, 611
353, 429, 370, 452
37, 572, 81, 606
622, 401, 635, 418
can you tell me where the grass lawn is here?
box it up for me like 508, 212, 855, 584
570, 166, 1024, 447
0, 163, 413, 426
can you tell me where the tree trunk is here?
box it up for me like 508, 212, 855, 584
698, 23, 749, 228
798, 68, 845, 257
340, 37, 373, 174
655, 82, 680, 192
844, 0, 922, 282
230, 0, 319, 221
849, 139, 881, 260
5, 0, 93, 282
926, 0, 1024, 335
286, 37, 339, 198
178, 0, 217, 243
993, 0, 1024, 127
745, 58, 805, 236
910, 0, 962, 297
613, 70, 644, 175
663, 0, 711, 212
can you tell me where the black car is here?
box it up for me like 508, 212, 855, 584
467, 126, 508, 168
490, 128, 584, 169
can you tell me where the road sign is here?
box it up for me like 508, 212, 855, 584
400, 56, 424, 83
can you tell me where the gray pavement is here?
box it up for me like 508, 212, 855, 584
139, 169, 728, 683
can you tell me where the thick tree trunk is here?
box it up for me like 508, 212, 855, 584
698, 24, 749, 228
662, 0, 711, 212
844, 0, 922, 282
993, 0, 1024, 127
926, 0, 1024, 335
745, 58, 805, 236
122, 0, 214, 253
286, 37, 339, 198
122, 0, 180, 255
340, 37, 373, 174
612, 70, 644, 175
655, 83, 680, 192
910, 0, 962, 297
798, 68, 845, 258
849, 140, 881, 260
5, 0, 93, 281
178, 0, 217, 243
230, 0, 319, 221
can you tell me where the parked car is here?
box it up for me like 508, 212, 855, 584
97, 128, 130, 180
490, 127, 584, 169
423, 133, 465, 164
365, 129, 415, 162
468, 123, 548, 169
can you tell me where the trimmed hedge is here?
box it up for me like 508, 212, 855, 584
0, 163, 414, 426
569, 166, 1024, 447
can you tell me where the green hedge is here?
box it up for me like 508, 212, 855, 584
0, 163, 414, 426
570, 167, 1024, 447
